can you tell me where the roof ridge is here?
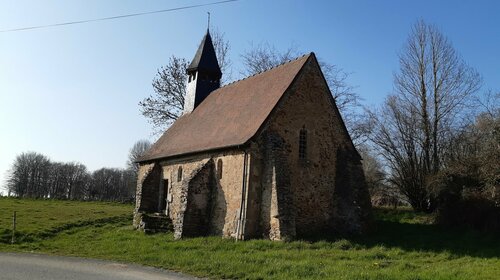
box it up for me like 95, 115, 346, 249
220, 53, 311, 89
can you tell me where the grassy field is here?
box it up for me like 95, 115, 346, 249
0, 197, 131, 243
1, 198, 499, 280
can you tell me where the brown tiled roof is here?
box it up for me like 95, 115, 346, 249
139, 53, 312, 162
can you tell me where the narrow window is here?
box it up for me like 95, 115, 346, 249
188, 74, 192, 82
299, 128, 307, 163
217, 159, 223, 179
177, 166, 183, 182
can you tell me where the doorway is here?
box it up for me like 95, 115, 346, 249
158, 178, 170, 215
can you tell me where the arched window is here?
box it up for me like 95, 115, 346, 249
177, 166, 183, 182
299, 128, 307, 163
217, 159, 223, 179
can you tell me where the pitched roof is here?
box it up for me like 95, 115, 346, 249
139, 53, 312, 162
186, 30, 221, 78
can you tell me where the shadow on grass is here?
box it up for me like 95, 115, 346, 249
304, 208, 500, 259
351, 220, 500, 258
302, 209, 500, 258
1, 215, 131, 244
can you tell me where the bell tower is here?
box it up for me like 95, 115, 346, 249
183, 29, 222, 114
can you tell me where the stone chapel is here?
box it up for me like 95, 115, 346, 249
133, 29, 372, 240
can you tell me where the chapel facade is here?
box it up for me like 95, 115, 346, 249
133, 30, 372, 240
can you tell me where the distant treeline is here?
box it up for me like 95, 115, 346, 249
5, 152, 136, 202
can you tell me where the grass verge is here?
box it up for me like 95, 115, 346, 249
1, 199, 499, 280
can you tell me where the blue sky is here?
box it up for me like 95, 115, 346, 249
1, 0, 499, 194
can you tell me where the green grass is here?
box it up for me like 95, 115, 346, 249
1, 198, 499, 280
0, 197, 131, 243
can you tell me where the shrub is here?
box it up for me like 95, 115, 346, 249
437, 191, 500, 232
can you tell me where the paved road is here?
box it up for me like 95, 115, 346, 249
0, 253, 199, 280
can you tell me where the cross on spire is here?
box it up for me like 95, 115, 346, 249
207, 12, 210, 30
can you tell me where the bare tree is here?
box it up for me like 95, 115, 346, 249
47, 162, 89, 200
127, 139, 152, 174
370, 96, 430, 210
140, 56, 188, 133
476, 89, 500, 118
442, 91, 499, 191
241, 43, 358, 112
87, 168, 135, 202
65, 163, 89, 200
370, 21, 482, 212
211, 27, 232, 83
358, 145, 386, 199
6, 152, 51, 198
240, 42, 298, 76
139, 29, 231, 133
47, 162, 66, 199
432, 103, 500, 230
6, 151, 139, 202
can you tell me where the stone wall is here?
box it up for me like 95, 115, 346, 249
333, 148, 373, 234
258, 131, 296, 240
181, 160, 215, 237
133, 163, 162, 229
243, 145, 263, 239
257, 57, 372, 238
160, 150, 247, 239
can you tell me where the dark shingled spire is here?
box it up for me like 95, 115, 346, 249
183, 29, 223, 114
187, 29, 222, 78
